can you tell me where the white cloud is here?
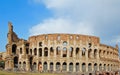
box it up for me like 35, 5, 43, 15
29, 18, 94, 36
29, 0, 120, 46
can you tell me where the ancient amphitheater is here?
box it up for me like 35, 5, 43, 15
5, 22, 120, 75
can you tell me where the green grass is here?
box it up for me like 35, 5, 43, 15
0, 71, 63, 75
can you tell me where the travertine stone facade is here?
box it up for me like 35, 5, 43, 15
5, 22, 120, 74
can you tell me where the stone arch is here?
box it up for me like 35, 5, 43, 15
34, 48, 37, 55
62, 62, 67, 71
23, 61, 26, 70
33, 62, 37, 71
20, 48, 22, 54
88, 63, 92, 72
99, 64, 102, 71
63, 41, 67, 46
43, 62, 47, 72
76, 47, 80, 57
39, 42, 42, 47
19, 62, 21, 68
50, 62, 53, 71
69, 47, 73, 57
107, 64, 110, 71
30, 49, 32, 55
12, 44, 17, 54
82, 48, 86, 56
56, 46, 60, 55
56, 62, 60, 71
94, 49, 97, 59
63, 47, 67, 57
39, 48, 42, 57
14, 56, 18, 68
29, 57, 33, 70
69, 62, 73, 72
94, 63, 97, 71
44, 47, 48, 57
38, 62, 42, 72
88, 49, 92, 58
104, 64, 106, 71
82, 63, 86, 72
50, 47, 54, 56
76, 62, 79, 72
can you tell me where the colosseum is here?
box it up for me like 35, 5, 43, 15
5, 22, 120, 75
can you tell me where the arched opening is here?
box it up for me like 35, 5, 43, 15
26, 48, 29, 54
50, 62, 53, 71
39, 42, 42, 47
99, 64, 102, 71
56, 46, 60, 55
69, 62, 73, 72
76, 48, 79, 57
88, 49, 92, 58
94, 63, 97, 71
12, 44, 17, 54
29, 57, 33, 70
62, 62, 67, 71
63, 41, 67, 46
99, 50, 101, 58
63, 47, 67, 57
69, 47, 73, 57
50, 47, 54, 56
88, 63, 92, 72
76, 63, 79, 72
82, 48, 86, 56
94, 49, 97, 59
44, 47, 48, 57
34, 48, 37, 55
33, 62, 36, 71
30, 49, 32, 55
23, 61, 26, 70
39, 48, 42, 57
56, 62, 60, 71
82, 63, 86, 72
20, 48, 22, 54
38, 62, 42, 72
89, 73, 92, 75
104, 64, 106, 71
19, 62, 21, 68
43, 62, 47, 72
108, 64, 110, 71
14, 56, 18, 68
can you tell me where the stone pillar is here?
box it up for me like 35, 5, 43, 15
42, 47, 44, 57
86, 63, 88, 72
61, 47, 63, 58
80, 50, 82, 58
67, 47, 69, 58
48, 62, 50, 71
80, 63, 82, 72
53, 62, 56, 71
85, 49, 88, 60
26, 59, 30, 71
73, 63, 76, 72
48, 47, 50, 58
73, 47, 76, 58
54, 47, 56, 57
67, 62, 69, 72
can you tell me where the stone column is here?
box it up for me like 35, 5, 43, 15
67, 46, 69, 58
80, 63, 82, 72
61, 47, 63, 58
73, 63, 76, 72
54, 47, 56, 57
85, 49, 88, 60
42, 47, 44, 57
86, 63, 88, 72
73, 47, 76, 58
48, 47, 50, 58
26, 59, 30, 71
67, 62, 69, 72
48, 62, 50, 71
53, 62, 56, 71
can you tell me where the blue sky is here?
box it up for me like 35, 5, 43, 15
0, 0, 120, 52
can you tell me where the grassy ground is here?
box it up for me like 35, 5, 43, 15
0, 71, 63, 75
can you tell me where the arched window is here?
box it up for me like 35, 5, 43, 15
82, 48, 86, 56
26, 48, 29, 54
76, 63, 79, 72
69, 62, 73, 72
14, 57, 18, 68
34, 48, 37, 55
56, 62, 60, 71
69, 47, 73, 57
62, 62, 67, 71
82, 63, 86, 72
39, 42, 42, 47
94, 49, 97, 58
50, 47, 54, 56
12, 44, 17, 54
88, 49, 92, 58
39, 48, 42, 57
76, 48, 79, 57
88, 63, 92, 71
50, 62, 53, 71
44, 47, 48, 57
56, 47, 60, 55
43, 62, 47, 71
20, 48, 22, 54
63, 41, 67, 46
63, 47, 67, 57
30, 49, 32, 55
23, 61, 26, 70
